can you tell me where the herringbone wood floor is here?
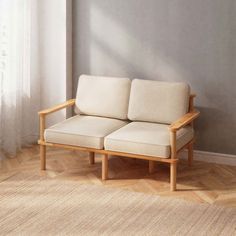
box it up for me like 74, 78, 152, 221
1, 146, 236, 207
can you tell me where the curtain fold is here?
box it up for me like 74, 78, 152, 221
0, 0, 40, 157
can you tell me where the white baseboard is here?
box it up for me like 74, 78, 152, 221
180, 150, 236, 166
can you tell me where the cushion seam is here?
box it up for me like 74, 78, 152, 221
45, 123, 127, 139
45, 130, 105, 139
106, 129, 193, 147
105, 137, 170, 148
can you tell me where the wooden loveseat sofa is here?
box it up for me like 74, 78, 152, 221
38, 75, 199, 191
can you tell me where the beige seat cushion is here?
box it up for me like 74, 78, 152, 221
45, 115, 128, 149
105, 122, 194, 158
75, 75, 131, 120
128, 79, 190, 124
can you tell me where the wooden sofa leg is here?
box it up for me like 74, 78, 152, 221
188, 142, 194, 167
149, 160, 155, 174
170, 162, 177, 191
40, 145, 46, 170
89, 152, 95, 165
102, 154, 108, 180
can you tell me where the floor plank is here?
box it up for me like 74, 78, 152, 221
1, 146, 236, 207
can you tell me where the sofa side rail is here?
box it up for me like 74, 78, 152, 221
38, 99, 76, 115
169, 110, 200, 132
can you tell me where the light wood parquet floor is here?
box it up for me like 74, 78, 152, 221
0, 146, 236, 207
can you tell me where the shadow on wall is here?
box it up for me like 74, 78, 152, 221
73, 0, 191, 82
72, 0, 236, 155
195, 106, 236, 154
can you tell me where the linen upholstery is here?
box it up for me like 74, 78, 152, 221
75, 75, 131, 120
104, 122, 194, 158
128, 79, 190, 124
45, 115, 128, 149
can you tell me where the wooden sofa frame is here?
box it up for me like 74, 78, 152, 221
38, 94, 199, 191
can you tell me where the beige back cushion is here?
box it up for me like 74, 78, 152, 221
75, 75, 131, 120
128, 79, 190, 124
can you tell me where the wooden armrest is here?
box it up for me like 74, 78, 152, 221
170, 110, 200, 131
38, 99, 76, 115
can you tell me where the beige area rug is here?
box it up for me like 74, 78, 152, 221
0, 174, 235, 236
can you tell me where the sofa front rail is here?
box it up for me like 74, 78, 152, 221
38, 140, 180, 164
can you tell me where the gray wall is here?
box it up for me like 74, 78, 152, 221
72, 0, 236, 155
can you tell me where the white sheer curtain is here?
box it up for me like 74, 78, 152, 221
0, 0, 40, 157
